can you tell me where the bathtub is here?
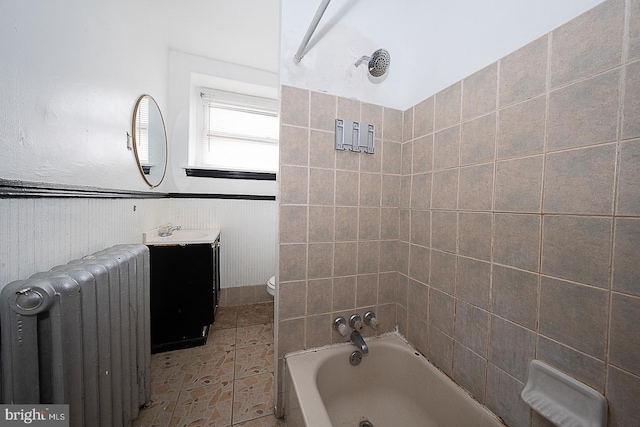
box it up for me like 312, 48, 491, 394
284, 333, 504, 427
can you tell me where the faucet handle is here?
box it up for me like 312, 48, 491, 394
333, 317, 350, 337
364, 311, 379, 329
349, 314, 364, 331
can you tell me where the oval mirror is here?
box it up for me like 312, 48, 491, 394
132, 94, 168, 188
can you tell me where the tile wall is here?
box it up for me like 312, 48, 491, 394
277, 0, 640, 425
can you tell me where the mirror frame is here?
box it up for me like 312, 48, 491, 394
132, 94, 168, 188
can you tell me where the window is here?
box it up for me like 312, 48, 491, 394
135, 96, 150, 165
197, 89, 279, 173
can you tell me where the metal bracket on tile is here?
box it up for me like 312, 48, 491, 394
335, 119, 375, 154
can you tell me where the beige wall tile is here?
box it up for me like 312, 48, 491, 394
497, 96, 546, 159
396, 274, 408, 307
491, 265, 538, 329
381, 174, 400, 207
408, 244, 429, 284
357, 241, 379, 274
307, 243, 333, 279
486, 365, 530, 427
358, 207, 381, 241
407, 312, 428, 355
433, 125, 460, 170
616, 139, 640, 215
412, 135, 433, 174
494, 156, 543, 213
622, 61, 640, 139
382, 141, 401, 174
458, 212, 492, 261
435, 82, 461, 131
539, 276, 609, 359
380, 207, 399, 240
309, 130, 335, 169
280, 86, 308, 127
410, 173, 432, 210
399, 175, 411, 209
629, 0, 640, 61
375, 303, 397, 334
310, 91, 336, 132
361, 141, 382, 173
383, 108, 403, 142
362, 102, 384, 136
359, 173, 381, 207
378, 272, 397, 304
550, 0, 624, 88
499, 35, 548, 107
279, 244, 306, 282
306, 278, 332, 315
279, 166, 308, 205
488, 316, 535, 381
613, 218, 640, 296
309, 168, 334, 205
547, 69, 620, 151
606, 366, 640, 427
431, 211, 457, 254
334, 207, 358, 241
308, 206, 334, 242
430, 250, 457, 295
279, 205, 307, 243
537, 335, 605, 392
332, 276, 356, 311
407, 279, 429, 321
414, 96, 434, 138
429, 288, 455, 336
277, 318, 305, 356
463, 62, 498, 120
356, 274, 378, 307
278, 281, 306, 320
458, 163, 494, 211
335, 171, 359, 206
461, 113, 496, 165
453, 342, 487, 403
333, 242, 356, 277
338, 97, 360, 122
280, 125, 308, 166
335, 149, 359, 171
305, 313, 331, 349
455, 300, 489, 356
379, 240, 399, 273
428, 326, 453, 376
399, 209, 410, 242
609, 293, 640, 377
493, 213, 541, 272
410, 209, 430, 247
403, 108, 414, 143
397, 242, 409, 276
401, 142, 413, 175
542, 215, 612, 288
431, 169, 458, 210
544, 144, 616, 215
456, 256, 491, 309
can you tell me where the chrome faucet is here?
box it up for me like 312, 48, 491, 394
350, 329, 369, 354
159, 225, 181, 237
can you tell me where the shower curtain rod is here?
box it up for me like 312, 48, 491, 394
294, 0, 331, 63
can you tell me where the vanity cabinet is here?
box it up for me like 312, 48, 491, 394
148, 234, 220, 353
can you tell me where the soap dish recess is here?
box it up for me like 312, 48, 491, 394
521, 360, 607, 427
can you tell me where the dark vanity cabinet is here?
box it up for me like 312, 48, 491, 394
149, 235, 220, 353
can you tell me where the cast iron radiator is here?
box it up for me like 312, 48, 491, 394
0, 244, 151, 427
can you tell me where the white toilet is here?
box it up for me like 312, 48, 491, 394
267, 275, 276, 297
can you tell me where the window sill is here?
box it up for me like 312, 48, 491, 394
184, 168, 276, 181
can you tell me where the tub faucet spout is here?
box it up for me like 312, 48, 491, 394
350, 330, 368, 354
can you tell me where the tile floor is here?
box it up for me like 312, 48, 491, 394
134, 302, 283, 427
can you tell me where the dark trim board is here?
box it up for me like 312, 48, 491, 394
185, 168, 277, 181
0, 179, 276, 201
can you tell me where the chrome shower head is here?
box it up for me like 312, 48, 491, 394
355, 48, 391, 77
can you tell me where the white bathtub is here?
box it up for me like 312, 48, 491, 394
284, 333, 504, 427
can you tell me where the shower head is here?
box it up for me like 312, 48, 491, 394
355, 48, 391, 77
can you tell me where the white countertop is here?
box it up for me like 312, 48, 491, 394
143, 228, 220, 246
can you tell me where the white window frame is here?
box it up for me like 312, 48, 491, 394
195, 88, 279, 173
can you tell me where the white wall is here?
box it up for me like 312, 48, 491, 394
281, 0, 607, 110
0, 0, 168, 191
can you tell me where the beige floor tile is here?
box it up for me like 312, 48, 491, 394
212, 306, 239, 330
232, 414, 283, 427
232, 373, 275, 424
235, 344, 274, 379
170, 382, 234, 427
236, 324, 273, 349
183, 349, 235, 390
133, 389, 179, 427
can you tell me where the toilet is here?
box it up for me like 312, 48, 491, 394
267, 275, 276, 297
